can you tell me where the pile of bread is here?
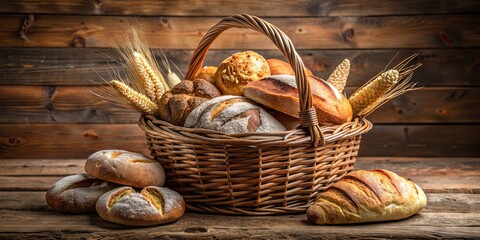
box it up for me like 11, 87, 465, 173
46, 150, 185, 226
157, 51, 353, 133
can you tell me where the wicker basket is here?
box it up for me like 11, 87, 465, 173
138, 14, 372, 215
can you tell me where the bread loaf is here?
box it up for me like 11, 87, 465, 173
184, 95, 286, 134
267, 58, 313, 76
96, 186, 185, 226
45, 174, 119, 213
307, 169, 427, 225
85, 150, 165, 188
214, 51, 270, 96
195, 66, 217, 84
158, 78, 221, 126
243, 75, 352, 126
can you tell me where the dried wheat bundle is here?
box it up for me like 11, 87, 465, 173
110, 80, 158, 114
348, 54, 422, 117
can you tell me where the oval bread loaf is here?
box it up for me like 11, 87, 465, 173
184, 95, 286, 134
45, 173, 119, 213
307, 169, 427, 225
85, 150, 165, 188
96, 186, 185, 226
243, 75, 353, 126
267, 58, 313, 77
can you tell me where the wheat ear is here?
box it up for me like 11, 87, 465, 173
110, 80, 158, 114
348, 69, 399, 116
327, 59, 350, 93
133, 51, 167, 103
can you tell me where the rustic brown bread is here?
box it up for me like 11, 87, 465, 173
214, 51, 270, 96
195, 66, 217, 84
184, 95, 286, 134
267, 58, 313, 76
45, 174, 119, 213
307, 169, 427, 225
85, 150, 165, 189
96, 186, 185, 226
243, 75, 353, 126
158, 78, 221, 126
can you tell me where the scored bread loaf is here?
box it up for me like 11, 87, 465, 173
184, 95, 286, 134
85, 150, 165, 188
96, 186, 185, 226
307, 169, 427, 225
45, 174, 119, 213
243, 75, 352, 126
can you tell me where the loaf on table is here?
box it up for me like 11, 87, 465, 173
96, 186, 185, 226
45, 174, 119, 213
243, 75, 352, 126
307, 169, 427, 225
85, 150, 165, 188
184, 95, 286, 134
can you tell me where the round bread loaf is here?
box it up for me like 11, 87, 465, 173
85, 150, 165, 188
45, 173, 119, 213
267, 58, 313, 77
96, 186, 185, 226
195, 66, 217, 84
243, 75, 353, 126
184, 95, 286, 134
158, 78, 221, 126
214, 51, 270, 96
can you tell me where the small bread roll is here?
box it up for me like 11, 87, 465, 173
45, 174, 119, 213
96, 186, 185, 226
267, 58, 313, 76
184, 95, 286, 134
214, 51, 270, 96
85, 150, 165, 188
195, 66, 217, 84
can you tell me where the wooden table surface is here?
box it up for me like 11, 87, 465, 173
0, 157, 478, 239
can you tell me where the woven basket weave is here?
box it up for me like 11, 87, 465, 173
138, 14, 372, 215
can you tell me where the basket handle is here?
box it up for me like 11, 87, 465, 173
184, 14, 323, 146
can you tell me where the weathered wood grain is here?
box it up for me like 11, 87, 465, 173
2, 191, 477, 214
1, 124, 479, 158
1, 86, 478, 124
1, 15, 479, 49
0, 210, 478, 239
1, 0, 479, 17
1, 48, 479, 86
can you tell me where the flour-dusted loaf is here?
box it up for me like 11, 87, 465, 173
307, 169, 427, 225
45, 173, 119, 213
158, 78, 221, 126
214, 51, 270, 96
96, 186, 185, 226
243, 75, 353, 126
184, 95, 286, 134
85, 150, 165, 188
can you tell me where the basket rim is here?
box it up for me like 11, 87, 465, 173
138, 114, 372, 146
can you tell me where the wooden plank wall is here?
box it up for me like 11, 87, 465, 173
0, 0, 479, 158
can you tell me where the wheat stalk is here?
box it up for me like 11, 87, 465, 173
110, 80, 158, 114
348, 69, 399, 116
327, 59, 350, 93
133, 51, 166, 104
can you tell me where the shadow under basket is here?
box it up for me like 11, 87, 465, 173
139, 115, 372, 215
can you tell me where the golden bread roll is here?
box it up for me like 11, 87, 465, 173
267, 58, 313, 76
307, 169, 427, 225
214, 51, 270, 96
184, 95, 286, 134
45, 174, 119, 213
243, 75, 352, 126
96, 186, 185, 226
85, 150, 165, 188
195, 66, 217, 84
158, 78, 221, 126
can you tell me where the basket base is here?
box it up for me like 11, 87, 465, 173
186, 203, 309, 216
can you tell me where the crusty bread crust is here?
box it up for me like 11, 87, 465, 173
307, 169, 427, 224
96, 186, 185, 226
267, 58, 313, 77
243, 75, 352, 126
85, 150, 165, 188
